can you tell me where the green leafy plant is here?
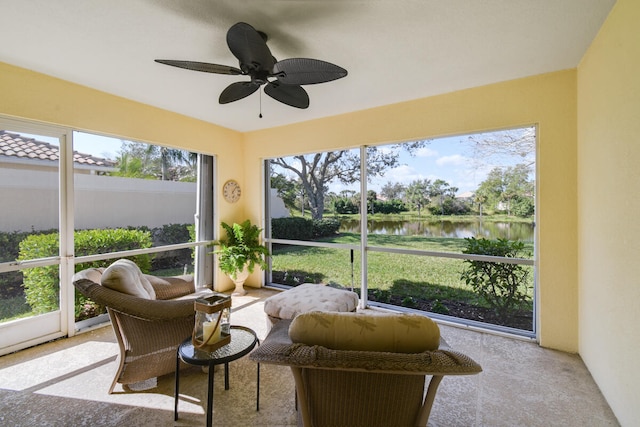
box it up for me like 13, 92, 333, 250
401, 296, 418, 308
212, 220, 269, 279
271, 217, 340, 240
431, 299, 450, 315
18, 229, 152, 321
460, 237, 531, 320
369, 288, 392, 303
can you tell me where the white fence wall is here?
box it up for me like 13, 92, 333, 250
0, 169, 196, 232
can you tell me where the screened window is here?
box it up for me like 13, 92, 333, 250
265, 127, 536, 335
0, 122, 214, 352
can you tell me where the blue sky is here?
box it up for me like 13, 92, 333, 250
334, 128, 535, 195
369, 136, 488, 194
19, 127, 534, 196
73, 132, 121, 159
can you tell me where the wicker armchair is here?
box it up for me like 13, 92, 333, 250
72, 267, 212, 393
250, 313, 482, 427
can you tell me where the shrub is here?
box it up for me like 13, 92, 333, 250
312, 218, 341, 238
148, 223, 194, 270
460, 237, 531, 320
19, 229, 153, 320
0, 230, 37, 263
369, 288, 391, 303
334, 198, 359, 214
428, 198, 471, 215
431, 299, 450, 315
372, 199, 407, 214
151, 223, 192, 244
401, 296, 418, 308
511, 195, 535, 217
271, 217, 314, 240
271, 217, 342, 240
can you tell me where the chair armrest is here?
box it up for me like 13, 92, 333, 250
73, 278, 195, 321
144, 274, 195, 300
250, 318, 482, 376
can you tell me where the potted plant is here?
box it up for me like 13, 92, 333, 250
212, 220, 269, 295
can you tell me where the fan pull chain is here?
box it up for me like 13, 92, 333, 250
259, 90, 263, 118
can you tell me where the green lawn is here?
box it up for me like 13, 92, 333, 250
271, 232, 534, 309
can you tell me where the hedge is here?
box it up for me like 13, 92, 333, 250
18, 229, 153, 320
271, 217, 341, 240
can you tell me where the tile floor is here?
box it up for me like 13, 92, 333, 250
0, 287, 619, 426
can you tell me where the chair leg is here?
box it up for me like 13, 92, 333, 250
174, 350, 180, 421
108, 375, 118, 395
107, 309, 126, 395
416, 375, 444, 426
290, 368, 311, 427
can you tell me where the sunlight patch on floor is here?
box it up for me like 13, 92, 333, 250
0, 341, 117, 391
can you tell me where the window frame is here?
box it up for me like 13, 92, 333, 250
0, 116, 215, 354
263, 130, 537, 338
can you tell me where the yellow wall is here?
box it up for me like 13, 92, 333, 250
0, 61, 247, 291
577, 0, 640, 424
1, 63, 581, 351
4, 6, 639, 420
245, 70, 579, 352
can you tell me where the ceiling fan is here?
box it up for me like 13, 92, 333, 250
155, 22, 347, 110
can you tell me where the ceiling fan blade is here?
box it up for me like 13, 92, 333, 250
226, 22, 275, 72
155, 59, 242, 75
219, 81, 260, 104
264, 82, 309, 109
273, 58, 347, 85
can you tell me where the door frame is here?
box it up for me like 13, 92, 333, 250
0, 117, 73, 355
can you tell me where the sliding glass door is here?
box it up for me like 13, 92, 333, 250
0, 120, 70, 354
0, 118, 216, 355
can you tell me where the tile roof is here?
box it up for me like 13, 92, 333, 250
0, 130, 116, 168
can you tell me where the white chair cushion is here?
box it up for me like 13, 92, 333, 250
101, 259, 156, 299
289, 311, 440, 352
264, 283, 358, 320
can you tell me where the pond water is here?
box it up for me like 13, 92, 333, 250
340, 219, 534, 241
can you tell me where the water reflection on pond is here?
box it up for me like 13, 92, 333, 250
340, 219, 534, 241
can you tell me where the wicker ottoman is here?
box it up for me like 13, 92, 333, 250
263, 283, 359, 330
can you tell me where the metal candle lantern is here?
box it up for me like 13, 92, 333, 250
192, 294, 231, 351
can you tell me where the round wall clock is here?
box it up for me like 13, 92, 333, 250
222, 179, 241, 203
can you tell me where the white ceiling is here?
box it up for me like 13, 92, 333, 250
1, 0, 616, 132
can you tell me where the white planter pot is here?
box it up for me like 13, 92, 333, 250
230, 267, 250, 296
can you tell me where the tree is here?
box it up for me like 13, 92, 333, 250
115, 141, 196, 181
270, 173, 300, 212
476, 167, 506, 212
467, 127, 535, 168
367, 190, 378, 214
380, 182, 406, 200
429, 179, 458, 215
146, 145, 196, 181
474, 191, 488, 217
113, 152, 155, 179
270, 142, 427, 220
476, 164, 533, 215
502, 164, 534, 216
405, 179, 431, 217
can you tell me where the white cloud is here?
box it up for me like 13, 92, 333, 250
384, 164, 424, 183
415, 147, 438, 157
436, 154, 468, 166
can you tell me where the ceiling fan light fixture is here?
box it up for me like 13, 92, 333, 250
155, 22, 347, 111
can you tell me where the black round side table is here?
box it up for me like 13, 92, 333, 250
174, 325, 259, 427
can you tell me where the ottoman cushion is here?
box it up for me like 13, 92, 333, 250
264, 283, 359, 322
